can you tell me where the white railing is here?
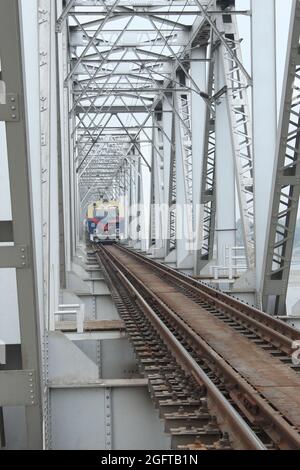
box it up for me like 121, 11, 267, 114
51, 304, 85, 333
211, 246, 248, 281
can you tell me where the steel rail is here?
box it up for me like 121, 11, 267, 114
96, 244, 300, 450
96, 245, 266, 450
96, 251, 231, 449
115, 245, 300, 346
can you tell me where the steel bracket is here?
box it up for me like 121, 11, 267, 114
0, 94, 20, 122
0, 370, 38, 406
0, 245, 29, 269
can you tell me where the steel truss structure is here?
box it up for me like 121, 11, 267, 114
60, 1, 255, 267
263, 0, 300, 315
1, 0, 300, 452
55, 0, 300, 314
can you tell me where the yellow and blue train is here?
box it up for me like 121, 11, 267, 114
86, 200, 123, 243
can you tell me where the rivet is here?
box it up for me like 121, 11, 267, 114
11, 97, 15, 102
12, 115, 16, 119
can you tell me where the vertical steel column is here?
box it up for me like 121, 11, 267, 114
150, 112, 165, 252
57, 0, 72, 272
39, 0, 51, 324
174, 85, 193, 269
191, 46, 207, 270
197, 36, 216, 273
163, 94, 177, 258
55, 2, 67, 289
216, 10, 254, 270
251, 0, 277, 305
0, 0, 43, 449
215, 46, 236, 267
70, 109, 77, 259
162, 96, 173, 211
191, 47, 207, 228
149, 122, 157, 247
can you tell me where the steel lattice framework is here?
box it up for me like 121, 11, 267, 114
57, 0, 300, 314
3, 0, 300, 452
61, 0, 252, 256
263, 0, 300, 315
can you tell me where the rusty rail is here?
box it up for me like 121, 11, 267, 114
96, 245, 266, 450
115, 245, 300, 353
93, 243, 300, 450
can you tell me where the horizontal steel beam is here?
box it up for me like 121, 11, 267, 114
75, 106, 151, 114
72, 58, 208, 63
73, 0, 202, 5
69, 10, 246, 16
73, 88, 189, 93
48, 379, 148, 389
65, 331, 126, 340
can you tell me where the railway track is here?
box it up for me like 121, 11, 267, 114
92, 243, 300, 450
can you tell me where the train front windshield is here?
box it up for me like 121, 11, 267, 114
95, 206, 119, 237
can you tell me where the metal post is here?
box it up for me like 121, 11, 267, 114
252, 0, 277, 305
215, 46, 236, 268
191, 46, 207, 269
0, 0, 43, 449
162, 95, 175, 258
174, 84, 193, 269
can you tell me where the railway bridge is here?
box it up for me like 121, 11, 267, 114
1, 0, 300, 451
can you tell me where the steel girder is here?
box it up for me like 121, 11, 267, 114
262, 0, 300, 315
0, 0, 43, 449
197, 35, 216, 271
216, 11, 254, 270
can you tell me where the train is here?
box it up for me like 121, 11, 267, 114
86, 200, 124, 243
